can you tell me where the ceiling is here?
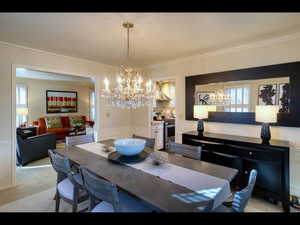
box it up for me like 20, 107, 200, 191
16, 68, 93, 85
1, 13, 300, 67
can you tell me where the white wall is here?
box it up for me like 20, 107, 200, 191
0, 41, 132, 190
131, 106, 151, 138
145, 33, 300, 196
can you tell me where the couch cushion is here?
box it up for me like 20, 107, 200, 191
60, 116, 70, 128
47, 128, 70, 134
69, 115, 85, 129
45, 116, 62, 129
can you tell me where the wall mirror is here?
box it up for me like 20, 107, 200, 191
185, 61, 300, 127
195, 77, 290, 113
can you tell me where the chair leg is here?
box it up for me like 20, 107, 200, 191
55, 194, 60, 212
72, 187, 79, 213
72, 202, 78, 213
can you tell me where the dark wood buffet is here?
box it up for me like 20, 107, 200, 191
182, 131, 290, 212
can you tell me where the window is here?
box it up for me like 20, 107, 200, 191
89, 90, 95, 121
224, 85, 250, 112
16, 83, 28, 127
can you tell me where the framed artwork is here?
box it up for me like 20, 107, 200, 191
258, 84, 277, 105
278, 83, 290, 113
46, 90, 77, 113
195, 92, 213, 105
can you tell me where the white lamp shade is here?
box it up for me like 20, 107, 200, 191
255, 105, 279, 123
16, 107, 28, 115
194, 105, 216, 119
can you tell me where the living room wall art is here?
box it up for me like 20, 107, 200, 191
257, 83, 290, 112
46, 90, 77, 113
278, 83, 290, 113
258, 84, 277, 105
195, 92, 214, 105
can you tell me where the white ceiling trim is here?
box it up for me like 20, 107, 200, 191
146, 31, 300, 69
2, 30, 300, 71
16, 68, 93, 83
0, 40, 116, 70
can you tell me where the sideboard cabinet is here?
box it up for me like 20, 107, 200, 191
182, 131, 290, 212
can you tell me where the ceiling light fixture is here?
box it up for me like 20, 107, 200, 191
101, 22, 155, 109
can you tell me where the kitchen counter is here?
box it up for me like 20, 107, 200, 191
152, 120, 164, 125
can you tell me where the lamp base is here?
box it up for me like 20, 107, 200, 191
261, 123, 271, 144
197, 119, 204, 135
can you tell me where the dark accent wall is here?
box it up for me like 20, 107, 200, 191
185, 61, 300, 127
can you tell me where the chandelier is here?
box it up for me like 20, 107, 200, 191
101, 22, 155, 109
208, 89, 231, 105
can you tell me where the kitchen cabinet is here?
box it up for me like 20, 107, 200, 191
161, 82, 176, 107
168, 84, 176, 107
151, 122, 164, 150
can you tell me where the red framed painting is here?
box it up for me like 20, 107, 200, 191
46, 90, 78, 113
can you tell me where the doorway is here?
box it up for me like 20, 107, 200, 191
12, 64, 99, 188
151, 77, 176, 151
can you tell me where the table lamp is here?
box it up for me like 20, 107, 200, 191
193, 105, 216, 135
255, 105, 279, 144
16, 107, 28, 127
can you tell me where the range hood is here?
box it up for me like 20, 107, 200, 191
155, 82, 171, 101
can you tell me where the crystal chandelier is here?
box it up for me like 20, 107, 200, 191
101, 22, 155, 109
208, 89, 231, 105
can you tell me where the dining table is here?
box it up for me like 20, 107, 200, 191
54, 139, 238, 212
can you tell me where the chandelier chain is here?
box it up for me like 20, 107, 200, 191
101, 22, 155, 109
127, 23, 129, 59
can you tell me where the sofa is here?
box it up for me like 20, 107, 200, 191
33, 115, 94, 140
16, 131, 56, 166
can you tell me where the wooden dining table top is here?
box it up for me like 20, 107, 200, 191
54, 139, 238, 212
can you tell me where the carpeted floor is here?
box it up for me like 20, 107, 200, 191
0, 187, 89, 212
0, 184, 286, 212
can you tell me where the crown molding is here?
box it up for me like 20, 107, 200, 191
2, 30, 300, 71
146, 31, 300, 69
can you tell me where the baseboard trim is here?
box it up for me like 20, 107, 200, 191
0, 184, 17, 192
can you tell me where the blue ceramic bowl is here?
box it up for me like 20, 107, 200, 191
114, 138, 146, 156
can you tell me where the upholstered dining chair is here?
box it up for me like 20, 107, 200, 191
212, 169, 258, 212
168, 142, 202, 160
80, 166, 154, 212
132, 134, 155, 149
65, 134, 94, 146
48, 149, 89, 212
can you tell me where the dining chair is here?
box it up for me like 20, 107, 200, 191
168, 142, 202, 160
132, 134, 155, 149
48, 149, 89, 212
80, 166, 154, 212
65, 134, 94, 146
212, 169, 258, 212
